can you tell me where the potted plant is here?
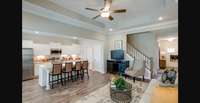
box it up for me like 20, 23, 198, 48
160, 68, 177, 87
114, 78, 127, 90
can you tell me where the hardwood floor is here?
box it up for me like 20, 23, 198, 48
22, 70, 110, 103
150, 86, 178, 103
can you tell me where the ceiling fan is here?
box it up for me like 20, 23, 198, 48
85, 0, 126, 21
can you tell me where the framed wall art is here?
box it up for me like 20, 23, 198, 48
114, 40, 123, 49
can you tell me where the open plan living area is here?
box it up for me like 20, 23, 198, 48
22, 0, 178, 103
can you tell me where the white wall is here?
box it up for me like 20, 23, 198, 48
106, 33, 127, 60
159, 39, 178, 67
79, 39, 105, 73
127, 32, 159, 77
103, 34, 127, 74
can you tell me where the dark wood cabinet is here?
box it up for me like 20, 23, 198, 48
107, 60, 129, 73
160, 60, 166, 69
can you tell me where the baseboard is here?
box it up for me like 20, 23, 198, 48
34, 76, 39, 79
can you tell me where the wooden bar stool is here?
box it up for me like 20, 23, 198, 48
82, 61, 89, 79
62, 62, 73, 84
75, 61, 83, 80
49, 63, 63, 89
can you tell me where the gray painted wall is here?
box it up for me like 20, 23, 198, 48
127, 32, 159, 76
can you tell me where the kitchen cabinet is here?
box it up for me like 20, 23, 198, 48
33, 44, 50, 56
23, 40, 33, 48
34, 63, 40, 76
61, 44, 80, 55
49, 42, 61, 49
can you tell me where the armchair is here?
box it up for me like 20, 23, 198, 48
125, 59, 146, 82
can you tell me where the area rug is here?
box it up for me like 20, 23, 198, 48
75, 80, 149, 103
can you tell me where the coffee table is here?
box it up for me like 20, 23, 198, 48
110, 82, 132, 103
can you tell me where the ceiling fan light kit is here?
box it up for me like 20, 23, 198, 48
100, 12, 110, 17
85, 0, 126, 21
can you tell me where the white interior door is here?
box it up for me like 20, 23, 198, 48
80, 40, 104, 73
86, 47, 94, 71
93, 45, 103, 72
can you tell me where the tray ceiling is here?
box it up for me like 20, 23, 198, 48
24, 0, 178, 32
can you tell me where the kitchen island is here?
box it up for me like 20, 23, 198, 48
38, 60, 87, 90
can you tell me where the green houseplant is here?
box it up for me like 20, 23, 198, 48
114, 76, 128, 90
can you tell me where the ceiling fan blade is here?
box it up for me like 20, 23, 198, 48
100, 8, 104, 10
85, 8, 99, 11
112, 9, 127, 13
108, 15, 114, 21
92, 15, 101, 19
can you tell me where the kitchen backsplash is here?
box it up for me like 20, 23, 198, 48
33, 54, 81, 63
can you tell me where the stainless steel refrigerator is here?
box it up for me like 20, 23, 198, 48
22, 48, 34, 81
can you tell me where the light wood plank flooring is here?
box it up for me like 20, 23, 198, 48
150, 86, 178, 103
22, 71, 110, 103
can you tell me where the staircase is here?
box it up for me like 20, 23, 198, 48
127, 43, 153, 79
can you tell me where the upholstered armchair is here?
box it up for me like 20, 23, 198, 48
125, 59, 146, 82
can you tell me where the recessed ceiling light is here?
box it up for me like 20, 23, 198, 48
109, 28, 113, 31
73, 37, 78, 39
158, 16, 163, 21
34, 31, 39, 34
167, 38, 176, 42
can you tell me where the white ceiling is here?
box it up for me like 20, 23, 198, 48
155, 26, 178, 40
23, 0, 178, 33
49, 0, 178, 29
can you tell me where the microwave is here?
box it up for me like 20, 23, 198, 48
50, 49, 62, 55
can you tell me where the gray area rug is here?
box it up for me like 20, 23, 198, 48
75, 80, 149, 103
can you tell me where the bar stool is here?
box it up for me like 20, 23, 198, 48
62, 62, 73, 84
75, 61, 83, 80
82, 61, 89, 79
49, 63, 63, 89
